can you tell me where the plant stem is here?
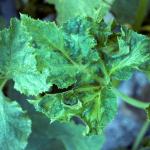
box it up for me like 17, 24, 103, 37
133, 0, 149, 31
112, 87, 150, 109
132, 120, 150, 150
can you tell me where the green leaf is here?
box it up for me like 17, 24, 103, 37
5, 14, 149, 136
47, 0, 114, 24
21, 15, 113, 134
108, 27, 150, 80
29, 87, 117, 135
20, 15, 147, 135
0, 91, 31, 150
0, 18, 50, 96
27, 113, 103, 150
26, 113, 66, 150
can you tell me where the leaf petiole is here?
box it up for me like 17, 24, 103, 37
112, 87, 150, 109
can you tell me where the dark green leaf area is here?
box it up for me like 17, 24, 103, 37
27, 113, 103, 150
63, 17, 92, 35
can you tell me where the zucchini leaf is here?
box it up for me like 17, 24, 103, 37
1, 14, 149, 135
0, 91, 31, 150
19, 14, 150, 134
22, 15, 115, 134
